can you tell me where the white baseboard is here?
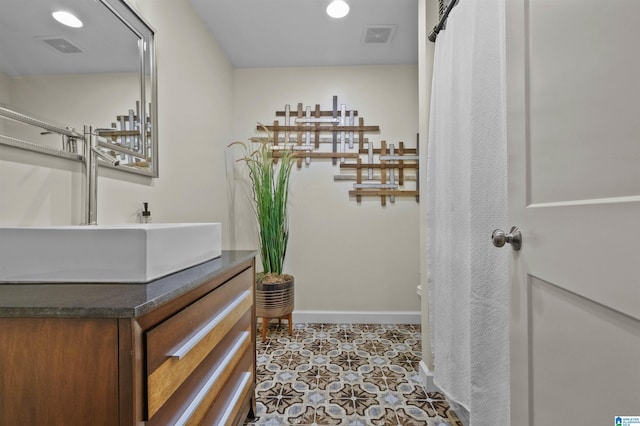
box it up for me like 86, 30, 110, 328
292, 310, 421, 324
419, 360, 439, 392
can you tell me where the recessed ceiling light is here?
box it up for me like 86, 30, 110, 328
52, 11, 83, 28
327, 0, 350, 19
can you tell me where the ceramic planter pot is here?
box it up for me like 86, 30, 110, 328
256, 275, 294, 318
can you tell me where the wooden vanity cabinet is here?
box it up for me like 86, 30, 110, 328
0, 317, 121, 425
0, 253, 256, 426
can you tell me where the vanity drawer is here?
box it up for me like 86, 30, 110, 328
147, 316, 254, 425
145, 267, 253, 420
200, 353, 254, 425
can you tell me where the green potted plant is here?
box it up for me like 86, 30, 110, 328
229, 125, 296, 341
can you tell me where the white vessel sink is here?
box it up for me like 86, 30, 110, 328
0, 223, 222, 283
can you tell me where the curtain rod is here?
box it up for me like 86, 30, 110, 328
428, 0, 460, 42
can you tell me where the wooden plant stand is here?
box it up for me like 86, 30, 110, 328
261, 314, 293, 343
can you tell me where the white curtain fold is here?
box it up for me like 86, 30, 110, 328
426, 1, 510, 425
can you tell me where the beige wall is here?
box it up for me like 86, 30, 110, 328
9, 73, 138, 130
0, 73, 8, 101
0, 72, 9, 133
232, 65, 421, 313
0, 0, 235, 246
0, 72, 83, 225
6, 73, 139, 150
129, 0, 234, 231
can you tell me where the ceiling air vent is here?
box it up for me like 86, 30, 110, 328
362, 25, 397, 45
39, 37, 83, 54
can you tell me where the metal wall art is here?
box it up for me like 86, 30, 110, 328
256, 95, 419, 206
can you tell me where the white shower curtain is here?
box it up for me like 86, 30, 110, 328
426, 1, 509, 425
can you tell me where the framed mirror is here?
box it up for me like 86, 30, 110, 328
0, 0, 158, 177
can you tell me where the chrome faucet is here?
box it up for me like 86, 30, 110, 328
83, 125, 120, 225
83, 127, 149, 224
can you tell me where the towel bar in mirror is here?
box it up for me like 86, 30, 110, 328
0, 0, 158, 177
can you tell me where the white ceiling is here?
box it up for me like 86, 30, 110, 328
0, 0, 419, 76
189, 0, 419, 68
0, 0, 140, 76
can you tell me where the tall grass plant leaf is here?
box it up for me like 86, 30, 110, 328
229, 125, 295, 277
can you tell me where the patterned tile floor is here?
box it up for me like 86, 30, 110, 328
246, 322, 462, 426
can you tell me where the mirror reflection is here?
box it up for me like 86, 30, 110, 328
0, 0, 157, 176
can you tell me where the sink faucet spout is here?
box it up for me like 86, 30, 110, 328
83, 125, 120, 225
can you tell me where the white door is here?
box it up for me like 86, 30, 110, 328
506, 0, 640, 424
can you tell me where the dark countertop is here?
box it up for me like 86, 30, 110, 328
0, 250, 256, 319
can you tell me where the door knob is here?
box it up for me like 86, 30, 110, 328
492, 226, 522, 251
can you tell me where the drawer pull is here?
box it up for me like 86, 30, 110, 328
218, 372, 252, 426
174, 331, 250, 426
170, 290, 251, 359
